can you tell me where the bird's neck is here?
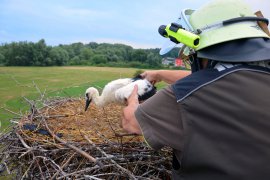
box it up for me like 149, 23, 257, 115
92, 91, 106, 107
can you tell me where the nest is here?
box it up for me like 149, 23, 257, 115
0, 98, 172, 179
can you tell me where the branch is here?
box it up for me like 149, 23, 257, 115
44, 121, 102, 167
83, 135, 137, 180
16, 132, 31, 149
0, 107, 23, 117
32, 81, 47, 101
50, 152, 76, 180
23, 96, 38, 120
11, 76, 32, 88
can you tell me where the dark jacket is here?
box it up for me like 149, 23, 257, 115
172, 64, 270, 180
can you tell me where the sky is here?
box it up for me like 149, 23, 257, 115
0, 0, 269, 49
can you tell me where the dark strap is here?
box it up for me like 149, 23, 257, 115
172, 65, 270, 102
172, 153, 181, 170
223, 16, 269, 26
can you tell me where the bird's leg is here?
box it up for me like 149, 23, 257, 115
102, 107, 116, 134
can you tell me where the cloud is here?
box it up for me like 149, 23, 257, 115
1, 0, 109, 25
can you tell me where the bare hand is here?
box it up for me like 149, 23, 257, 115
140, 71, 160, 85
127, 85, 139, 105
122, 85, 142, 135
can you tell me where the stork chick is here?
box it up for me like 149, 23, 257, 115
85, 75, 156, 111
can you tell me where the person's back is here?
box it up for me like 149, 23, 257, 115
172, 63, 270, 179
161, 1, 270, 177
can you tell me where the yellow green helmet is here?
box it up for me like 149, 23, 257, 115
189, 0, 270, 51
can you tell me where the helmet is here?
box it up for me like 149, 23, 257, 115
189, 0, 269, 51
197, 38, 270, 62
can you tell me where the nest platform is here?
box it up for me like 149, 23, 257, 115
0, 98, 172, 179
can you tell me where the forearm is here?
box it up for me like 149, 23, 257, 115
156, 70, 191, 84
122, 103, 142, 134
122, 85, 142, 135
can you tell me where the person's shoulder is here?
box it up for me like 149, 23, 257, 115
171, 69, 217, 101
155, 85, 177, 100
172, 65, 270, 102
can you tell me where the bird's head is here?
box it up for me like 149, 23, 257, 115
84, 87, 99, 111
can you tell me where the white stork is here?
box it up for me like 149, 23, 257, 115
84, 75, 156, 111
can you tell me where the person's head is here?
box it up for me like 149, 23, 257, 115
179, 0, 270, 72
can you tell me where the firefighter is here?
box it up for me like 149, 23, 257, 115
122, 0, 270, 179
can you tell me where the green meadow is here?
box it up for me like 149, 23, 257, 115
0, 66, 166, 130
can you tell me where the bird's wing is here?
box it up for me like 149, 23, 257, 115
115, 79, 154, 102
103, 78, 132, 92
99, 78, 132, 101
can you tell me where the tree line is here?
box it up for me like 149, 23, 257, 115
0, 39, 179, 68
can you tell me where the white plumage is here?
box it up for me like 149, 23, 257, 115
85, 76, 156, 111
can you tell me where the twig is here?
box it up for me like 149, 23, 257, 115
115, 132, 139, 137
0, 107, 22, 117
44, 121, 102, 167
23, 96, 38, 121
21, 159, 35, 180
18, 148, 33, 159
35, 158, 46, 180
57, 165, 113, 179
3, 162, 10, 175
141, 169, 155, 177
103, 107, 116, 135
32, 81, 46, 101
84, 175, 103, 180
50, 152, 76, 180
36, 156, 66, 177
83, 135, 137, 180
16, 132, 31, 149
11, 76, 32, 88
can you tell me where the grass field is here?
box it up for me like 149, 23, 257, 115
0, 66, 166, 130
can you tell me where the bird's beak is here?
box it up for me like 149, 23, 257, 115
85, 98, 92, 111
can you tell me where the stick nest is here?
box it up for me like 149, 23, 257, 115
0, 98, 172, 179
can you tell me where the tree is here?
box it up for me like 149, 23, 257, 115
80, 48, 94, 61
44, 57, 53, 66
4, 42, 30, 66
132, 49, 147, 62
87, 42, 98, 49
69, 56, 81, 65
92, 54, 107, 64
0, 53, 5, 65
146, 52, 162, 67
32, 39, 49, 66
70, 42, 84, 56
0, 40, 165, 68
49, 47, 69, 66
